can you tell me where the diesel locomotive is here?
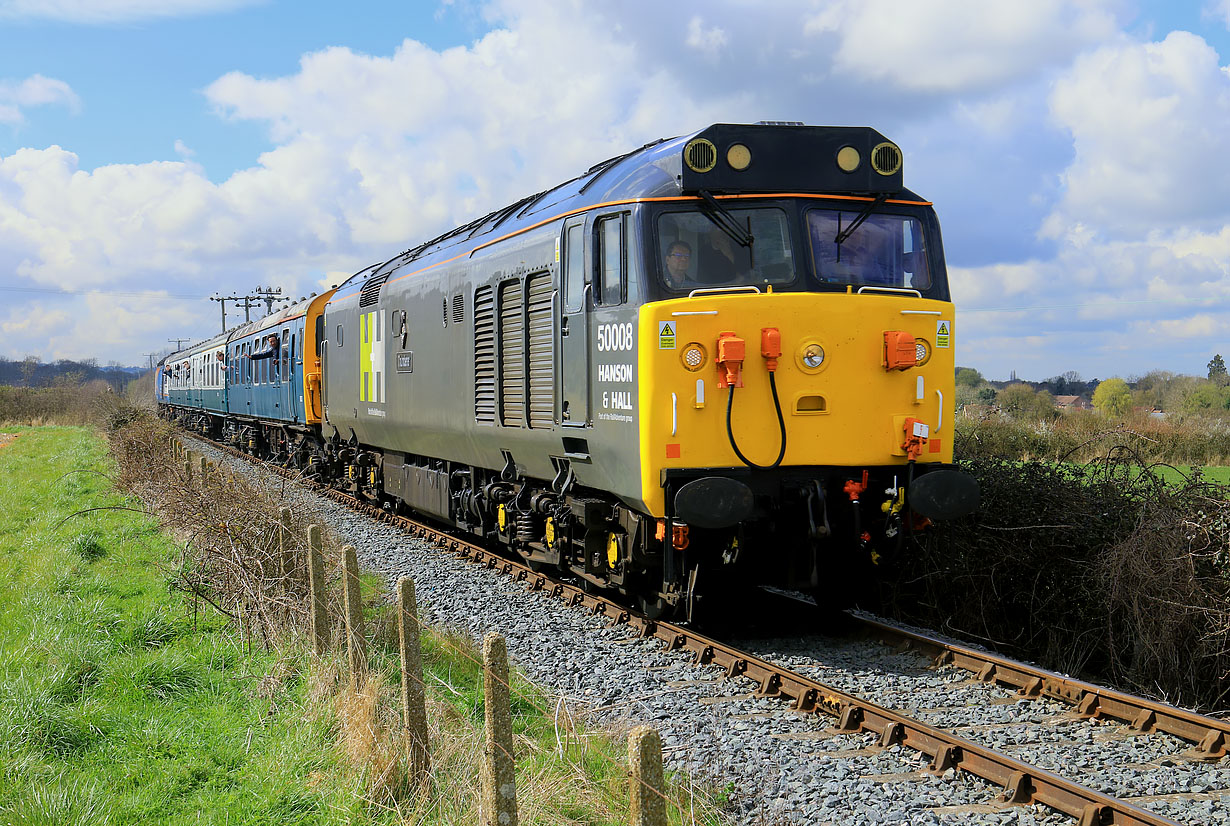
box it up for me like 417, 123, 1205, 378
157, 122, 979, 619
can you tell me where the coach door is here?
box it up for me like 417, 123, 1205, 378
559, 218, 591, 426
280, 326, 292, 420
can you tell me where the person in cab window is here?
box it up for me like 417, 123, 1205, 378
698, 229, 738, 284
246, 334, 279, 360
663, 240, 693, 290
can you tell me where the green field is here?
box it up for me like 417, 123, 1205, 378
0, 425, 721, 825
0, 427, 372, 825
1152, 465, 1230, 485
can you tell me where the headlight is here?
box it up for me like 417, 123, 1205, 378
681, 342, 707, 372
726, 143, 752, 171
914, 338, 931, 366
797, 341, 826, 372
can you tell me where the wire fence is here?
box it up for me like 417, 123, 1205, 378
108, 417, 718, 825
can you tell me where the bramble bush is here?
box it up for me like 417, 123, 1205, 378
885, 451, 1230, 709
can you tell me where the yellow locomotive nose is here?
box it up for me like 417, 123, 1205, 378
637, 290, 958, 520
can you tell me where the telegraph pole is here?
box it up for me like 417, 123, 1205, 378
169, 338, 189, 350
142, 353, 157, 371
237, 296, 259, 322
210, 293, 231, 332
254, 285, 283, 315
207, 286, 286, 332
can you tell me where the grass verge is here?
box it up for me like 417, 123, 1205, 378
0, 425, 371, 825
0, 422, 725, 824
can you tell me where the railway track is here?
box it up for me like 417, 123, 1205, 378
186, 434, 1228, 825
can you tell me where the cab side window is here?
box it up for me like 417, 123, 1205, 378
596, 214, 625, 306
563, 222, 585, 313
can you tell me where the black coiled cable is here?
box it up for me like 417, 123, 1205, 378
726, 372, 787, 469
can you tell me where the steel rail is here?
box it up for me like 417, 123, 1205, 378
192, 436, 1183, 826
846, 614, 1230, 760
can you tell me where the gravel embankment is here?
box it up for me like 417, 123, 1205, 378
191, 439, 1229, 825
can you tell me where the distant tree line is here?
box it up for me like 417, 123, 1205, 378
955, 352, 1230, 422
0, 356, 141, 392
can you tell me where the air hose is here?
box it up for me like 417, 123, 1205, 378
726, 372, 787, 469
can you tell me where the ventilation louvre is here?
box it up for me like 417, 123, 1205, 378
451, 293, 464, 324
499, 280, 525, 427
525, 273, 554, 429
359, 273, 389, 308
473, 286, 495, 424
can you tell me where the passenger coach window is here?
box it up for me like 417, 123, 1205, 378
806, 209, 931, 290
596, 215, 624, 305
656, 207, 795, 291
563, 223, 585, 312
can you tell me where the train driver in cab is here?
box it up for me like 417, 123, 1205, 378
663, 240, 695, 290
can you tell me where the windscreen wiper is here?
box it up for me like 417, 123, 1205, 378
698, 189, 754, 248
834, 193, 888, 246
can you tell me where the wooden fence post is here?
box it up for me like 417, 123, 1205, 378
397, 576, 430, 789
342, 544, 365, 683
482, 632, 518, 826
629, 726, 666, 826
307, 525, 327, 655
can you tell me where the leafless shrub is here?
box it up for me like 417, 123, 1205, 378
956, 408, 1230, 465
0, 381, 122, 427
108, 411, 345, 649
889, 449, 1230, 709
1095, 474, 1230, 707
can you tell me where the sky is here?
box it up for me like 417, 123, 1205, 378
1, 0, 1229, 381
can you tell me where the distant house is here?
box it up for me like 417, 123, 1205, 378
1055, 395, 1092, 410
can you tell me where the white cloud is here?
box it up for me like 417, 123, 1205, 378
0, 302, 70, 339
804, 0, 1120, 93
0, 0, 260, 23
953, 225, 1230, 378
0, 74, 79, 125
0, 0, 1226, 378
204, 9, 737, 245
1206, 0, 1230, 29
1045, 31, 1230, 238
685, 16, 728, 56
1150, 314, 1221, 338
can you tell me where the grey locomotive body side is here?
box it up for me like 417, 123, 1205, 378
321, 208, 647, 518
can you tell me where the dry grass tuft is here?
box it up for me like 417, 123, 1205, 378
335, 673, 415, 811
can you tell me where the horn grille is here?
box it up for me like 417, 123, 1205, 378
684, 139, 717, 173
871, 142, 902, 176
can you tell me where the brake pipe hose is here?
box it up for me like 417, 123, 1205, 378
726, 373, 787, 469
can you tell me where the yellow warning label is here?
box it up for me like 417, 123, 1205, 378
659, 320, 676, 350
936, 320, 951, 349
